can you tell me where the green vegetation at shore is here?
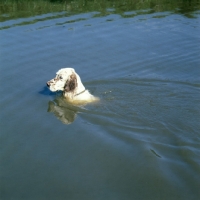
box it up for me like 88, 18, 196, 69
0, 0, 199, 21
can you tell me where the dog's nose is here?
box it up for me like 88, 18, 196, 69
46, 82, 50, 87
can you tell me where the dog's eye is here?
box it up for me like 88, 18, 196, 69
60, 76, 63, 79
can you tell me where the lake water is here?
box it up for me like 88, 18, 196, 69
0, 1, 200, 200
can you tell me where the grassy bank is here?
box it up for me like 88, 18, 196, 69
0, 0, 199, 21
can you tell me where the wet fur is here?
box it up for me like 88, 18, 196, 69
47, 68, 99, 104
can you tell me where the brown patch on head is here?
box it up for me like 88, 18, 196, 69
64, 73, 77, 92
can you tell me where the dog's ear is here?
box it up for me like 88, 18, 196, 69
64, 74, 77, 92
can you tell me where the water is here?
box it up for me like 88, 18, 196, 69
0, 1, 200, 199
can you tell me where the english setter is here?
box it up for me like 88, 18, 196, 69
47, 68, 98, 103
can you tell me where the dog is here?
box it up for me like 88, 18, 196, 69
47, 68, 99, 103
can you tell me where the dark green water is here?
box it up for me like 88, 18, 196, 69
0, 1, 200, 200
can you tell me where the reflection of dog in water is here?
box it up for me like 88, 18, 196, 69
47, 96, 78, 124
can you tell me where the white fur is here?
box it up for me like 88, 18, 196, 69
47, 68, 99, 103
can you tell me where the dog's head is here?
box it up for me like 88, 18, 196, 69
47, 68, 79, 93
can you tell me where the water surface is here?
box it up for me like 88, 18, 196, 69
0, 1, 200, 200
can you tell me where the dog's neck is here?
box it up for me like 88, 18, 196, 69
74, 89, 86, 97
63, 88, 86, 99
74, 73, 86, 95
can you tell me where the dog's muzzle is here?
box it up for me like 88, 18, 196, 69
46, 81, 51, 87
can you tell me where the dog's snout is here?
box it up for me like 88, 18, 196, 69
46, 82, 50, 87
